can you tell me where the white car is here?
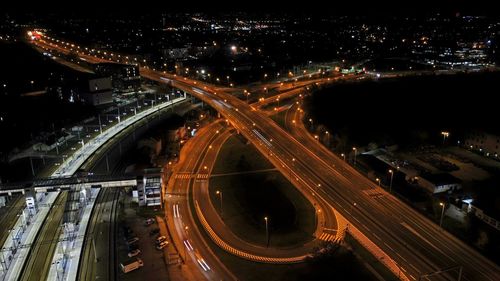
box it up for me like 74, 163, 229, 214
155, 236, 167, 244
128, 249, 141, 257
156, 241, 169, 250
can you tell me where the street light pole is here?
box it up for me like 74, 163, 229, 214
441, 131, 449, 144
216, 190, 223, 219
264, 217, 269, 248
183, 226, 189, 263
388, 169, 394, 193
98, 115, 102, 134
439, 202, 446, 228
352, 147, 357, 165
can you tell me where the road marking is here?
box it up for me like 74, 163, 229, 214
409, 263, 419, 272
409, 274, 416, 280
372, 233, 381, 240
401, 222, 455, 263
396, 253, 407, 262
384, 242, 394, 252
318, 233, 339, 242
323, 228, 337, 232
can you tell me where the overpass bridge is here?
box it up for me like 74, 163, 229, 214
0, 174, 138, 195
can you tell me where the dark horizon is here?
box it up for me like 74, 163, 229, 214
2, 0, 500, 17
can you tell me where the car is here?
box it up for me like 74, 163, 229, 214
124, 231, 136, 239
155, 236, 167, 244
128, 249, 141, 257
126, 237, 139, 245
156, 241, 168, 250
128, 243, 139, 251
145, 218, 155, 226
149, 228, 160, 236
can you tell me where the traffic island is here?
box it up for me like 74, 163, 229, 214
208, 135, 315, 248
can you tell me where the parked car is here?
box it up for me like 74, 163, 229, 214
124, 231, 136, 240
145, 218, 155, 226
156, 241, 169, 250
128, 243, 139, 251
120, 258, 144, 273
126, 237, 139, 245
155, 236, 167, 244
149, 228, 160, 236
128, 249, 141, 257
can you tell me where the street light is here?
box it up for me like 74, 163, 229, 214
375, 178, 380, 187
216, 190, 223, 219
388, 169, 394, 193
341, 153, 346, 161
441, 131, 450, 144
439, 202, 446, 228
315, 208, 321, 228
184, 226, 189, 263
352, 147, 357, 165
264, 217, 269, 247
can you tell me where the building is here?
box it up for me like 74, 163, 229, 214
94, 63, 141, 93
464, 131, 500, 158
137, 168, 162, 207
419, 173, 462, 194
82, 76, 113, 106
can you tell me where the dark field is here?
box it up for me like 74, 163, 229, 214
305, 71, 500, 148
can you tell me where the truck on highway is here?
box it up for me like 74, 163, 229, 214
120, 258, 144, 273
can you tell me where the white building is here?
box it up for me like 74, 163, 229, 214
419, 173, 462, 194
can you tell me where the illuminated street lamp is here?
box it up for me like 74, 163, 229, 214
246, 91, 251, 104
183, 226, 189, 263
264, 217, 269, 247
439, 202, 446, 228
352, 147, 357, 165
441, 131, 450, 144
388, 169, 394, 193
216, 190, 223, 219
289, 158, 295, 181
341, 153, 346, 161
315, 208, 321, 228
375, 178, 381, 187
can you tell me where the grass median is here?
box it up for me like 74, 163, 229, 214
209, 135, 315, 248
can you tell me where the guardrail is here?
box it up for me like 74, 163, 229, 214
194, 200, 307, 264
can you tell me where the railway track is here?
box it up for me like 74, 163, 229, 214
0, 196, 25, 248
77, 187, 119, 281
18, 191, 68, 281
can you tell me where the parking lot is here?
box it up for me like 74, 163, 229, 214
117, 195, 169, 281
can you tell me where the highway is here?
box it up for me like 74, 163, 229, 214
33, 35, 500, 281
165, 121, 237, 281
192, 126, 338, 261
157, 77, 500, 281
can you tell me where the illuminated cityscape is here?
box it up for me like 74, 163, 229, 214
1, 4, 500, 281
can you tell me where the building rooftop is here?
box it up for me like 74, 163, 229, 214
422, 173, 462, 186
